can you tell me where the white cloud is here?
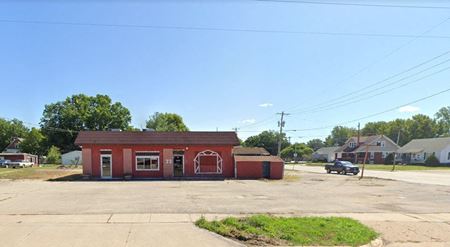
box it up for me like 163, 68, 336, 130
259, 103, 273, 108
398, 105, 420, 113
241, 119, 256, 124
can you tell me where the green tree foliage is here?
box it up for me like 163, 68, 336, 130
243, 131, 290, 155
435, 106, 450, 137
41, 94, 132, 152
280, 143, 314, 160
20, 128, 46, 156
306, 139, 324, 151
408, 114, 436, 139
325, 126, 357, 146
146, 112, 189, 131
46, 146, 62, 164
0, 118, 29, 150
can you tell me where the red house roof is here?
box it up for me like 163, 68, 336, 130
75, 131, 240, 146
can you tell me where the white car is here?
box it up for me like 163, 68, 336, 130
10, 160, 34, 168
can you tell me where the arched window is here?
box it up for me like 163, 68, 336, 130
194, 150, 223, 174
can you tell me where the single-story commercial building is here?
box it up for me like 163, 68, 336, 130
396, 137, 450, 165
75, 131, 284, 180
61, 150, 82, 165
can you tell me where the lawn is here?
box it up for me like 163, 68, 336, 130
196, 215, 378, 246
303, 163, 450, 171
0, 165, 82, 180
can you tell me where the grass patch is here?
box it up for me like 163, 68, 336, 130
0, 166, 82, 180
195, 215, 378, 246
303, 163, 450, 171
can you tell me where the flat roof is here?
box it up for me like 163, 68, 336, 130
75, 131, 240, 146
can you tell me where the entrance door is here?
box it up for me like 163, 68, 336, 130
173, 155, 184, 177
262, 161, 270, 178
100, 155, 112, 178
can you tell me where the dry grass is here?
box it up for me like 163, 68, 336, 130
0, 165, 82, 180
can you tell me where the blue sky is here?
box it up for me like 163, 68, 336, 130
1, 1, 450, 142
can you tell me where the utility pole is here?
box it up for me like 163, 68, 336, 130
392, 129, 401, 172
277, 111, 290, 156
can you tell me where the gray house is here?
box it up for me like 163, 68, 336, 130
312, 146, 341, 162
396, 137, 450, 164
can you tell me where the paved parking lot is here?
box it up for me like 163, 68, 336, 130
1, 171, 450, 246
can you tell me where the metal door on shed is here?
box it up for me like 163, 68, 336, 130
262, 161, 270, 178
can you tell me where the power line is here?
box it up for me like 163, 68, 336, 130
299, 16, 450, 101
289, 50, 450, 114
283, 87, 450, 132
240, 17, 450, 129
257, 0, 450, 9
291, 58, 450, 115
2, 19, 450, 39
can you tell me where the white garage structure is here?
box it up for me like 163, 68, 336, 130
61, 150, 82, 166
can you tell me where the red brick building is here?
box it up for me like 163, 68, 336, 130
75, 131, 284, 180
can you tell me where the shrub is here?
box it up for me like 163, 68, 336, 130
425, 155, 440, 166
46, 146, 62, 164
384, 153, 394, 164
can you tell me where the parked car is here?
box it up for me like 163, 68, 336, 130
0, 160, 11, 168
10, 160, 34, 168
325, 160, 359, 175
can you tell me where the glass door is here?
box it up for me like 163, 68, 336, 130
101, 155, 112, 178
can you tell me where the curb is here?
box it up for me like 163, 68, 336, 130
361, 237, 384, 247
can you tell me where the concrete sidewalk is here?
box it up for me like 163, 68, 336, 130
0, 214, 244, 247
288, 164, 450, 186
2, 213, 450, 246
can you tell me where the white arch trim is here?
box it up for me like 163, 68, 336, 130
194, 150, 223, 174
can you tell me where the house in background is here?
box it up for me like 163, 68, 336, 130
335, 135, 399, 164
75, 131, 284, 180
312, 146, 341, 162
3, 137, 24, 153
61, 150, 82, 166
0, 137, 38, 165
396, 137, 450, 165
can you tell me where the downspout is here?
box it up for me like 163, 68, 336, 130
234, 154, 237, 179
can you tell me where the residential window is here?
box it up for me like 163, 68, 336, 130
448, 152, 450, 160
349, 142, 356, 148
136, 152, 160, 171
382, 152, 387, 158
370, 152, 374, 160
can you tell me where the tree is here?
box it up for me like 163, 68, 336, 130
46, 146, 62, 164
435, 106, 450, 136
306, 139, 324, 151
0, 118, 28, 150
41, 94, 132, 152
280, 143, 313, 161
146, 112, 189, 131
361, 121, 388, 136
325, 126, 357, 146
20, 128, 46, 156
243, 131, 290, 155
408, 114, 436, 140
